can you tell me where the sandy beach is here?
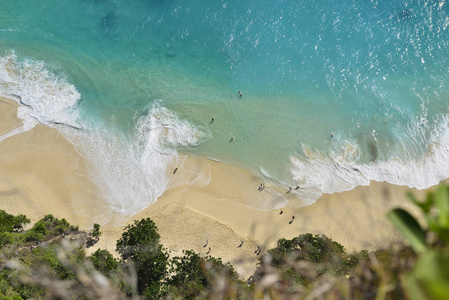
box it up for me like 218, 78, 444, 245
0, 97, 427, 278
0, 97, 105, 226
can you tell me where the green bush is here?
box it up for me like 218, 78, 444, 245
249, 233, 352, 289
116, 218, 168, 298
0, 210, 29, 233
0, 233, 14, 248
90, 249, 118, 275
23, 221, 47, 242
42, 215, 78, 236
164, 250, 238, 299
92, 223, 101, 238
22, 215, 79, 243
268, 233, 345, 266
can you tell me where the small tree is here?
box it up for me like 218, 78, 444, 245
92, 223, 101, 239
24, 220, 47, 242
116, 218, 168, 298
90, 249, 118, 275
251, 234, 349, 286
268, 233, 345, 266
164, 250, 239, 299
23, 215, 78, 243
0, 210, 30, 233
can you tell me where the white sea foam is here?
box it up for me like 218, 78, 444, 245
0, 52, 81, 141
2, 52, 449, 217
290, 113, 449, 205
0, 53, 210, 219
64, 101, 211, 218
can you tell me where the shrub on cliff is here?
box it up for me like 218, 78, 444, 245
31, 244, 85, 281
90, 248, 118, 275
116, 218, 168, 298
268, 233, 345, 266
0, 210, 30, 233
23, 214, 78, 243
163, 249, 240, 299
92, 223, 101, 239
250, 233, 353, 288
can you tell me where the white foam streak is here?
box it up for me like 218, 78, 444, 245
66, 101, 211, 218
3, 53, 449, 215
290, 114, 449, 205
0, 53, 81, 134
0, 53, 210, 219
291, 141, 369, 196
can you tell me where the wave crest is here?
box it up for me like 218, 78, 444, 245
290, 115, 449, 205
70, 101, 211, 218
0, 52, 81, 134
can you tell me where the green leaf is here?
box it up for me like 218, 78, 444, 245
412, 250, 449, 300
387, 208, 426, 253
432, 227, 449, 245
436, 186, 449, 228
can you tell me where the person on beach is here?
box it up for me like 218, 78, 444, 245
254, 246, 261, 254
173, 168, 178, 174
289, 215, 295, 224
279, 210, 283, 215
238, 240, 244, 248
287, 187, 292, 193
295, 185, 301, 190
206, 247, 211, 255
203, 239, 208, 248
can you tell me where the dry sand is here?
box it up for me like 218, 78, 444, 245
0, 97, 428, 278
0, 97, 105, 226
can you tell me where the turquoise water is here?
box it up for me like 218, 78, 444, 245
2, 0, 449, 213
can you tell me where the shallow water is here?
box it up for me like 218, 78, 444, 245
1, 0, 449, 214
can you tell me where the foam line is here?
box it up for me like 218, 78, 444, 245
63, 101, 211, 218
290, 114, 449, 204
0, 52, 81, 136
0, 53, 212, 219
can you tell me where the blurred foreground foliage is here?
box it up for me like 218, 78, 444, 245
0, 184, 449, 299
387, 185, 449, 300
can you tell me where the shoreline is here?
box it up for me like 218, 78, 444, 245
0, 97, 428, 278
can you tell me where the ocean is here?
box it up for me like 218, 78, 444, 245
1, 0, 449, 215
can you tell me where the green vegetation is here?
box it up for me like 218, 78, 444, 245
251, 233, 357, 288
0, 211, 83, 299
116, 218, 168, 298
387, 185, 449, 300
0, 183, 449, 299
163, 250, 242, 299
23, 214, 78, 243
90, 248, 118, 275
0, 210, 29, 233
92, 223, 101, 239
